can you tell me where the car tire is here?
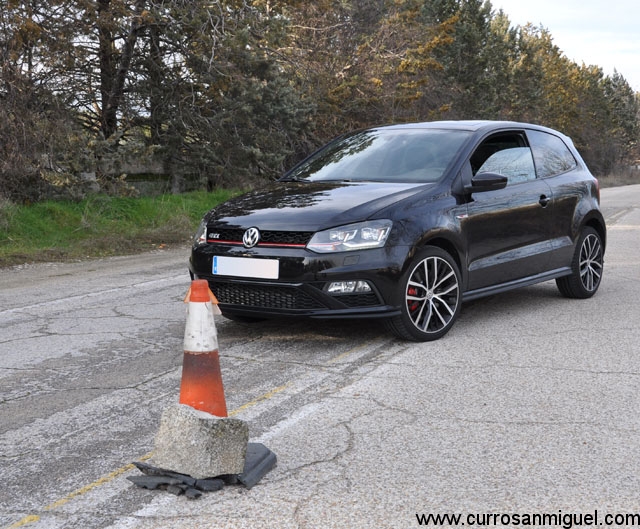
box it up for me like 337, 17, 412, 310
556, 226, 604, 299
386, 246, 461, 342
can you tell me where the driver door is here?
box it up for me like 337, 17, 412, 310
460, 132, 554, 292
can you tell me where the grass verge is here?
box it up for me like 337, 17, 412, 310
0, 190, 242, 268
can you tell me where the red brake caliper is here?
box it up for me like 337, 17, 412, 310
407, 286, 419, 312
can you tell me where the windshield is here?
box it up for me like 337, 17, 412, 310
283, 128, 471, 183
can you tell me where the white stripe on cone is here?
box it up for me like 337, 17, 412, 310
184, 301, 218, 353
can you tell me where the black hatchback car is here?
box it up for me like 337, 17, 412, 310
190, 121, 606, 341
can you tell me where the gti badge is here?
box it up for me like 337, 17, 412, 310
242, 227, 260, 248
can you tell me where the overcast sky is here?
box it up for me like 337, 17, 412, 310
491, 0, 640, 91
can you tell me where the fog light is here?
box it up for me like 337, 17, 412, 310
327, 281, 372, 294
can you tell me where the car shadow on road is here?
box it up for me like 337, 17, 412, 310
458, 281, 579, 326
217, 314, 387, 343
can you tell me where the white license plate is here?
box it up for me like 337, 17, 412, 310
212, 256, 279, 279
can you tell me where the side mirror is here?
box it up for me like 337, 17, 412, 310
465, 172, 508, 193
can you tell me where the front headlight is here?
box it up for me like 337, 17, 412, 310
193, 219, 207, 246
307, 220, 392, 253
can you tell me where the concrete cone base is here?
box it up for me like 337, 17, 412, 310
152, 403, 248, 479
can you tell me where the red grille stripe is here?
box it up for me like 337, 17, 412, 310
206, 239, 306, 249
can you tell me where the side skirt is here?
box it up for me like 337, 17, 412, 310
462, 267, 571, 302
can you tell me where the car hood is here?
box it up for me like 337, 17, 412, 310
206, 181, 431, 231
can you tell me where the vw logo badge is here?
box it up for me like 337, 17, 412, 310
242, 227, 260, 248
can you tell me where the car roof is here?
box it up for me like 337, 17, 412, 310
375, 120, 564, 136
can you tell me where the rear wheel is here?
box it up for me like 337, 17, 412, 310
556, 226, 604, 298
386, 246, 461, 342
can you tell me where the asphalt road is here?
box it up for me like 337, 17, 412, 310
1, 184, 639, 529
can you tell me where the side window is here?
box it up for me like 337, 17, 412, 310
470, 133, 536, 186
527, 129, 577, 178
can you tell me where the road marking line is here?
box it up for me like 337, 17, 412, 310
5, 454, 154, 529
5, 516, 40, 528
4, 384, 290, 529
228, 383, 290, 417
328, 339, 381, 364
45, 454, 154, 512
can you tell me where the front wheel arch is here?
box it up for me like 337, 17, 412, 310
416, 235, 467, 289
585, 217, 606, 253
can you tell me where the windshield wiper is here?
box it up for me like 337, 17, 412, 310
280, 176, 308, 182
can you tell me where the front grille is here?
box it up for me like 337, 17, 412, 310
261, 231, 314, 245
211, 283, 326, 311
208, 227, 314, 246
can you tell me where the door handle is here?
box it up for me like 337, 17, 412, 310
539, 195, 550, 207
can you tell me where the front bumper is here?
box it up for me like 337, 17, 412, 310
189, 244, 409, 319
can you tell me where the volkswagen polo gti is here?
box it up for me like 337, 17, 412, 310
189, 121, 606, 341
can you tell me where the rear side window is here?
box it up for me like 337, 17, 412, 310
527, 130, 577, 178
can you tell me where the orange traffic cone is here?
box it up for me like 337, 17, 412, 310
179, 279, 228, 417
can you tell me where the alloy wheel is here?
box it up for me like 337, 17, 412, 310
405, 255, 460, 335
579, 233, 603, 292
